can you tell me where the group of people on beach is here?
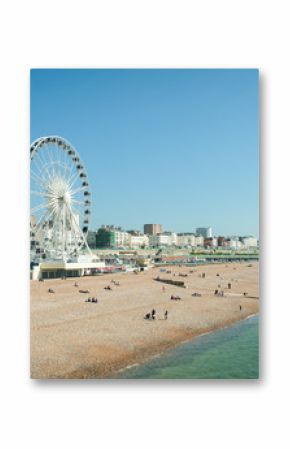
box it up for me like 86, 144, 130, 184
144, 309, 168, 320
170, 294, 181, 300
214, 289, 224, 296
85, 297, 98, 303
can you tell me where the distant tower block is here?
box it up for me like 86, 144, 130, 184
144, 224, 163, 235
196, 227, 213, 238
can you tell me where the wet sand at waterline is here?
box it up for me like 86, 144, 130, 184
30, 262, 259, 378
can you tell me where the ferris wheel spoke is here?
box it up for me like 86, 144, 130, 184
58, 144, 67, 180
33, 208, 54, 237
71, 199, 86, 206
55, 146, 63, 178
45, 144, 56, 179
66, 158, 76, 184
59, 152, 71, 182
30, 169, 48, 189
70, 185, 87, 196
33, 145, 54, 180
35, 156, 54, 183
68, 171, 82, 190
36, 145, 50, 170
32, 155, 47, 178
31, 203, 48, 214
41, 145, 60, 182
31, 190, 51, 198
59, 144, 67, 180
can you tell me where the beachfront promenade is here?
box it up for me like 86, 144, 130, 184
31, 262, 259, 378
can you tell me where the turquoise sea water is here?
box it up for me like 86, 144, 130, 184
118, 315, 259, 379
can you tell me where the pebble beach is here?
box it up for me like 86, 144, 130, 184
30, 262, 259, 378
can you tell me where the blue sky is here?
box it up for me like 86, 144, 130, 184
30, 69, 259, 237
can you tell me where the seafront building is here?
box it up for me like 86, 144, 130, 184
91, 225, 258, 251
195, 235, 205, 247
177, 233, 196, 247
128, 232, 149, 248
224, 238, 243, 249
144, 224, 163, 235
196, 227, 213, 238
149, 232, 177, 247
96, 225, 129, 248
204, 237, 218, 247
241, 236, 258, 248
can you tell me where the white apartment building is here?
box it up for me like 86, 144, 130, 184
113, 230, 130, 247
129, 234, 149, 248
195, 235, 204, 247
211, 237, 218, 247
242, 236, 258, 248
149, 232, 177, 247
224, 239, 243, 249
177, 233, 196, 247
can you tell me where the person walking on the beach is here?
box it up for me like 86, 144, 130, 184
162, 285, 165, 293
239, 305, 242, 311
164, 310, 168, 320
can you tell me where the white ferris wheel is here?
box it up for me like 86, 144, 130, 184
30, 136, 92, 262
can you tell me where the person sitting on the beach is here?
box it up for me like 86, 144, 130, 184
74, 282, 79, 287
144, 313, 151, 320
243, 292, 248, 296
164, 310, 168, 320
48, 288, 55, 293
228, 283, 231, 289
87, 297, 91, 302
214, 289, 218, 295
151, 309, 156, 320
